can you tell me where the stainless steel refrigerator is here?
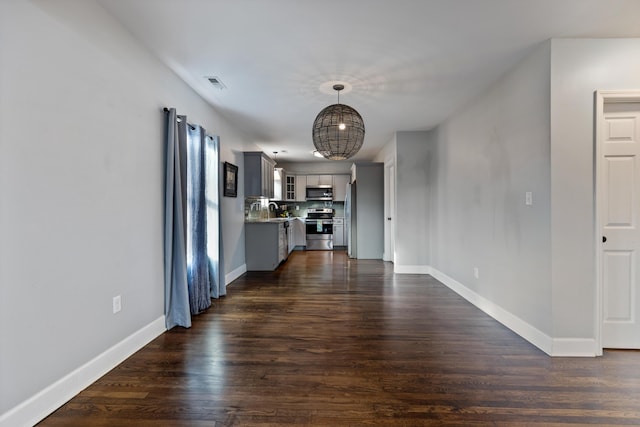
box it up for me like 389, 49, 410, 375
345, 182, 357, 258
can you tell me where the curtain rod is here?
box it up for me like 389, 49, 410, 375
163, 107, 190, 127
163, 107, 213, 138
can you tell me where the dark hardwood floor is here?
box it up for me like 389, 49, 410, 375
40, 250, 640, 426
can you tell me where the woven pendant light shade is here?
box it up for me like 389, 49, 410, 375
312, 85, 365, 160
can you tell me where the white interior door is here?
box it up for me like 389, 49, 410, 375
599, 97, 640, 349
384, 161, 395, 263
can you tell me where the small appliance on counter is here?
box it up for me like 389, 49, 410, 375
305, 208, 334, 250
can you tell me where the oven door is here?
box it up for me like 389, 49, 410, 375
305, 219, 333, 235
305, 219, 334, 250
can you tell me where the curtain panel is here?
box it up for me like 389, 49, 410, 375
164, 109, 191, 329
207, 135, 225, 299
164, 108, 224, 328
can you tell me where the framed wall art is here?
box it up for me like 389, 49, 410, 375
223, 161, 238, 197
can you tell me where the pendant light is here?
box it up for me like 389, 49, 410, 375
312, 84, 365, 160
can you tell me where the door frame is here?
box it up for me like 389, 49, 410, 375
594, 90, 640, 356
383, 159, 396, 263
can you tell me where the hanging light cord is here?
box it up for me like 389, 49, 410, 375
333, 84, 344, 129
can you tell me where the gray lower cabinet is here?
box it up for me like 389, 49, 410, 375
245, 222, 286, 271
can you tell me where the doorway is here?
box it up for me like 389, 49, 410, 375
384, 160, 395, 263
596, 91, 640, 353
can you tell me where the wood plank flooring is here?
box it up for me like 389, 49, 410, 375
39, 250, 640, 426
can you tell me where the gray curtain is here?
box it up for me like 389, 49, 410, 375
186, 125, 212, 314
164, 109, 225, 327
164, 109, 191, 329
206, 135, 225, 299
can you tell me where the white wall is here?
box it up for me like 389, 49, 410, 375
393, 39, 640, 355
373, 135, 396, 166
429, 41, 552, 338
395, 131, 432, 269
0, 1, 249, 423
550, 39, 640, 341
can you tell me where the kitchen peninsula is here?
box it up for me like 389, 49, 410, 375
244, 217, 297, 271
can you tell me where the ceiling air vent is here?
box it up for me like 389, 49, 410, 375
206, 76, 227, 90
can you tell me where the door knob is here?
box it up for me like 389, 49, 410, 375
603, 236, 607, 243
387, 217, 392, 220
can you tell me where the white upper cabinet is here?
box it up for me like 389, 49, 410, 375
284, 173, 296, 201
332, 175, 350, 201
295, 175, 307, 201
286, 173, 350, 201
306, 174, 333, 186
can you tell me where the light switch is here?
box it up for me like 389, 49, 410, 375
525, 192, 533, 206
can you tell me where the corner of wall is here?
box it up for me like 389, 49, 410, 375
550, 338, 598, 357
428, 268, 554, 356
0, 317, 166, 427
394, 265, 432, 275
226, 263, 247, 286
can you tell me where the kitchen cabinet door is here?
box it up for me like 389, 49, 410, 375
288, 221, 295, 253
332, 175, 350, 201
306, 174, 332, 186
333, 217, 345, 246
333, 224, 344, 246
295, 175, 307, 201
244, 152, 276, 198
292, 218, 306, 247
285, 174, 296, 201
245, 222, 281, 271
278, 223, 287, 262
262, 156, 275, 198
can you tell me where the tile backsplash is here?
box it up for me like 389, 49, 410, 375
245, 197, 344, 220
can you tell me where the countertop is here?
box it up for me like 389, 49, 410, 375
245, 217, 299, 224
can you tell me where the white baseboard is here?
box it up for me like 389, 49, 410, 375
551, 338, 598, 357
0, 316, 166, 427
394, 264, 433, 275
225, 263, 247, 286
394, 265, 599, 357
428, 267, 555, 356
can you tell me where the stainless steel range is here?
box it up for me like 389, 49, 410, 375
305, 208, 334, 250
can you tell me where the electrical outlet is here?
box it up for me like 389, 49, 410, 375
473, 267, 479, 279
525, 191, 533, 206
113, 295, 122, 314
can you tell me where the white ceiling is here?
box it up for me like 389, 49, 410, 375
98, 0, 640, 162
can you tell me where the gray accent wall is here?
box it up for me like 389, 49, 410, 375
0, 0, 250, 418
430, 41, 553, 336
395, 131, 432, 268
